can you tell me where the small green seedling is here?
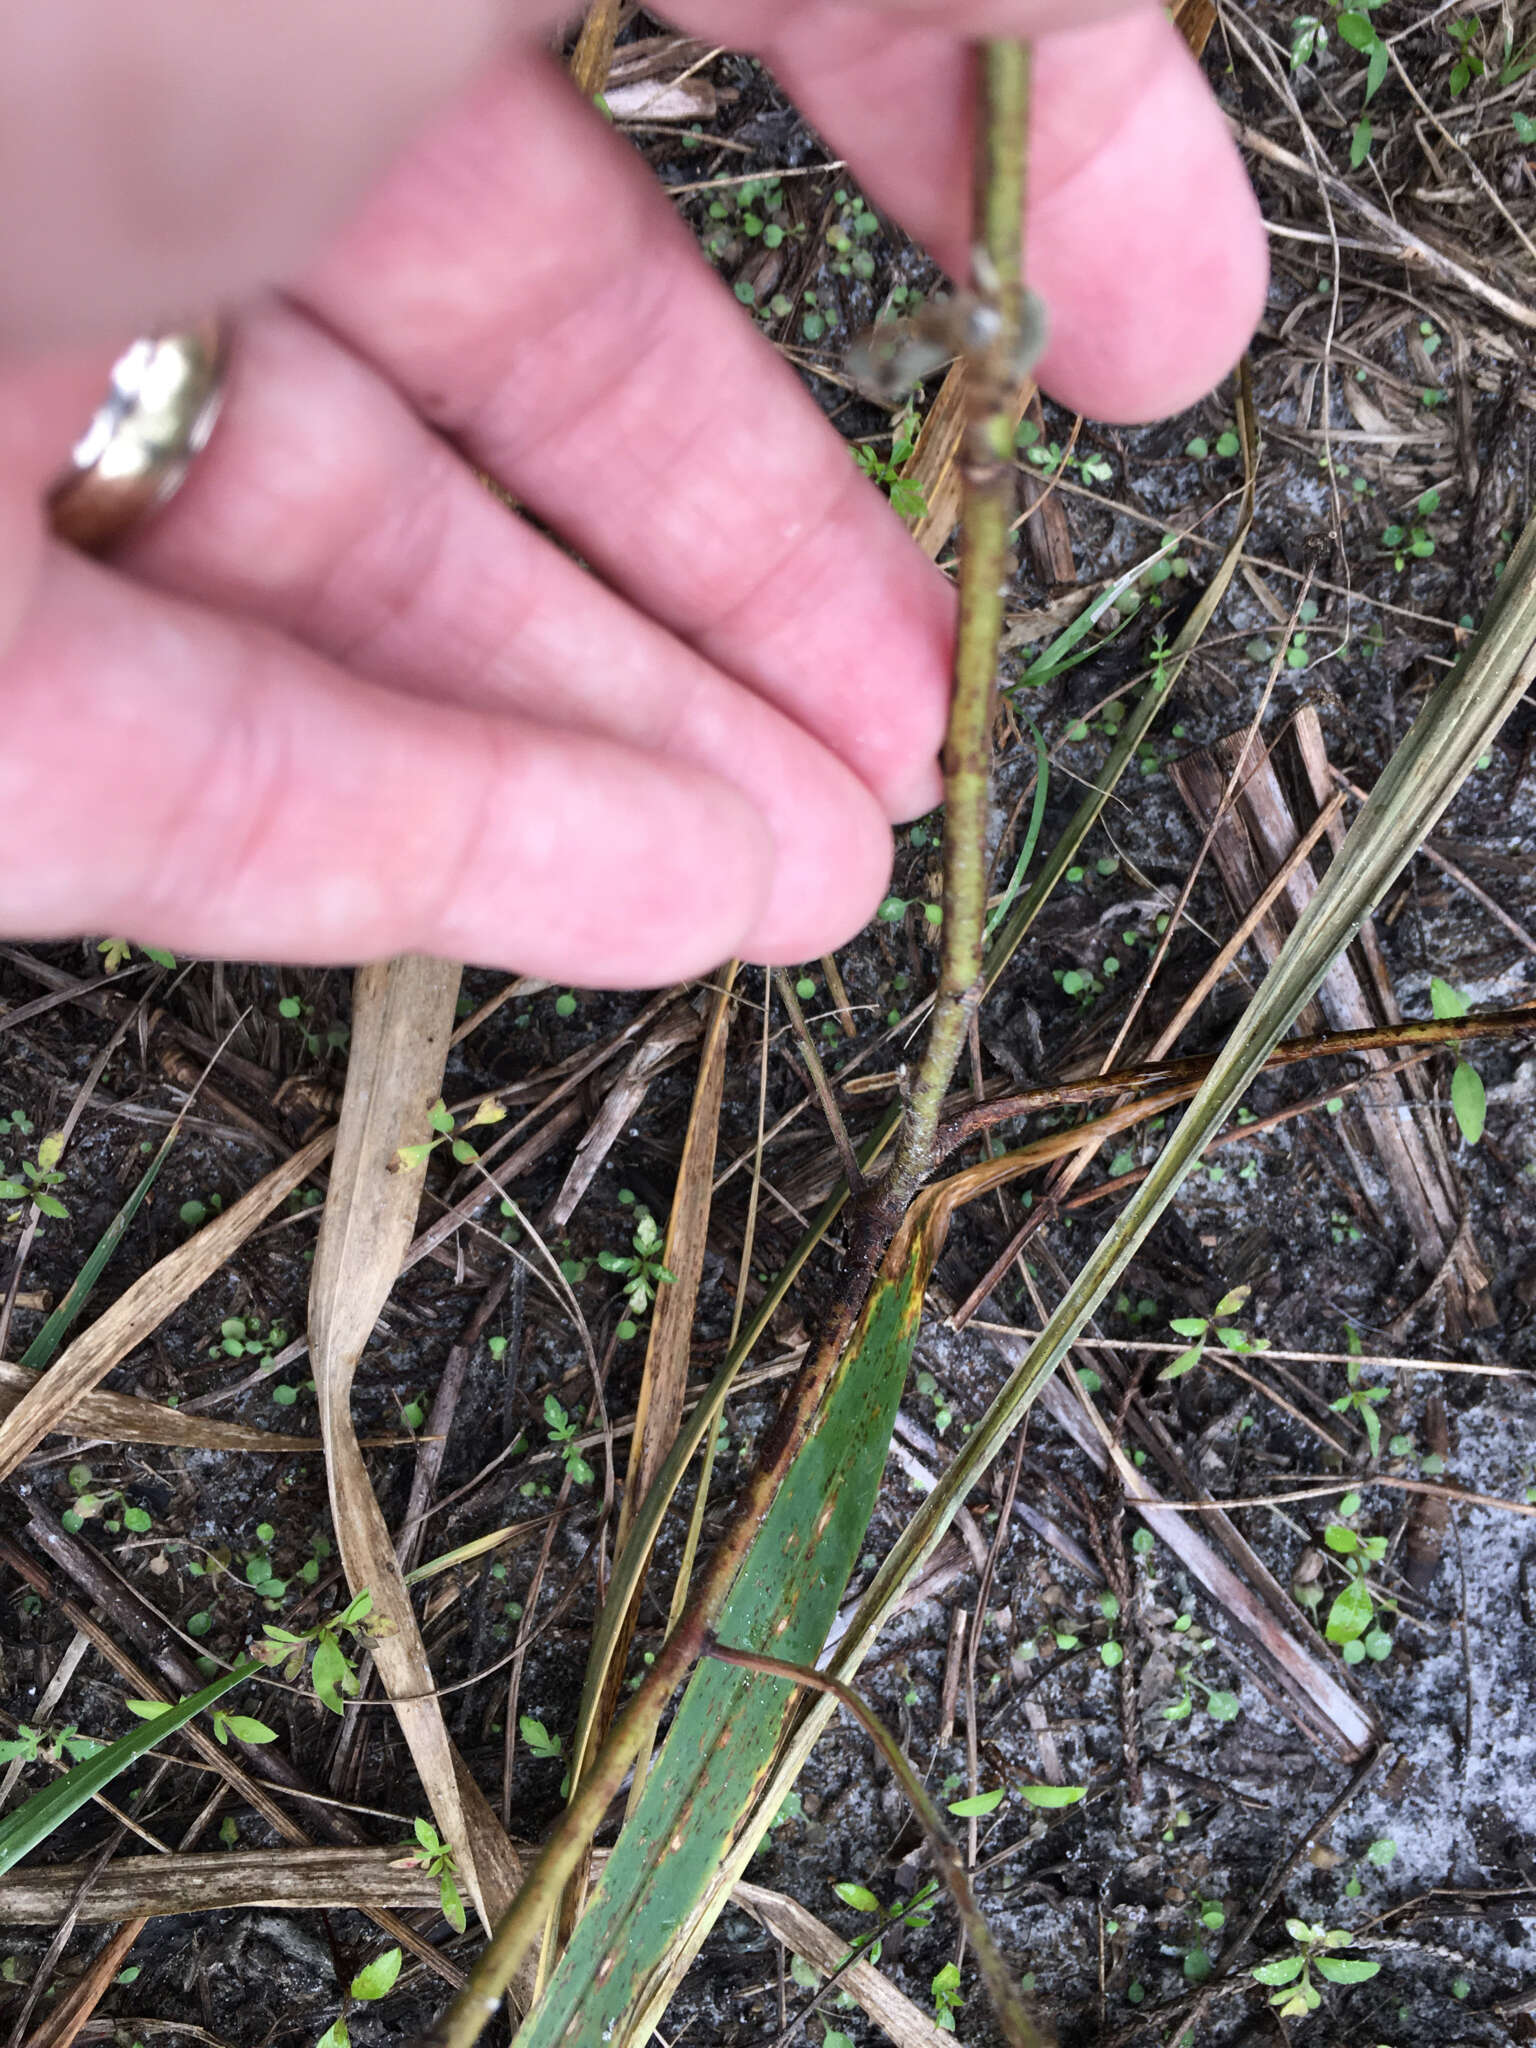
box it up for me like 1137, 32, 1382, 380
1291, 14, 1327, 67
1016, 1783, 1086, 1809
1320, 1495, 1394, 1662
1429, 977, 1485, 1144
1344, 1835, 1397, 1897
1251, 1920, 1379, 2019
210, 1314, 289, 1363
1161, 1285, 1267, 1381
853, 399, 929, 521
405, 1817, 466, 1934
395, 1097, 506, 1173
931, 1960, 966, 2032
1097, 1591, 1124, 1669
315, 1945, 403, 2048
1014, 421, 1112, 484
1334, 7, 1390, 103
98, 939, 177, 975
125, 1700, 278, 1748
0, 1129, 68, 1221
254, 1589, 381, 1714
1163, 1668, 1241, 1724
597, 1194, 676, 1335
832, 1878, 936, 1968
914, 1369, 953, 1434
1380, 491, 1438, 571
276, 993, 349, 1061
60, 1465, 154, 1538
1329, 1353, 1390, 1457
1445, 16, 1485, 94
543, 1395, 595, 1488
0, 1725, 102, 1767
519, 1715, 563, 1761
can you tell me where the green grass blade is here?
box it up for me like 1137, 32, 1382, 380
638, 509, 1536, 2007
513, 1231, 930, 2048
560, 1114, 898, 1806
1012, 534, 1174, 689
984, 716, 1049, 943
20, 1127, 179, 1370
0, 1656, 256, 1876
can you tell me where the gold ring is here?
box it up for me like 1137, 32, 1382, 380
47, 321, 227, 553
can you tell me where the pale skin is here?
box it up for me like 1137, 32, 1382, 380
0, 1, 1267, 986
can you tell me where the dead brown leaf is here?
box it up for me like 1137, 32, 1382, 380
308, 955, 521, 1938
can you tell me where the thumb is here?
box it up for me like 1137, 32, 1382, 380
666, 1, 1146, 41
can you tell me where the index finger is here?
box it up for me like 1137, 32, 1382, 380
673, 0, 1268, 422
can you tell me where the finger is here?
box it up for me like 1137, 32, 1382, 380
0, 0, 535, 351
294, 52, 955, 825
0, 541, 781, 983
107, 300, 897, 964
731, 2, 1270, 421
685, 0, 1137, 34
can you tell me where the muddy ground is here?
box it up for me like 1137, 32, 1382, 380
2, 10, 1535, 2048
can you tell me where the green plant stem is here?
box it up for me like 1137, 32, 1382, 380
425, 46, 1034, 2048
703, 1642, 1047, 2048
883, 39, 1030, 1209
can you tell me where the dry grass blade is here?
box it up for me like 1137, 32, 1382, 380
1236, 122, 1536, 335
0, 1125, 335, 1481
1170, 0, 1218, 56
1025, 1362, 1374, 1758
308, 954, 520, 1937
0, 1361, 320, 1453
732, 1883, 954, 2048
0, 1847, 441, 1923
568, 0, 622, 98
546, 1001, 699, 1230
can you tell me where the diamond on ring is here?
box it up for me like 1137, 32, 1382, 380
48, 321, 227, 553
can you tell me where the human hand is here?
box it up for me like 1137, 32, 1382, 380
0, 1, 1265, 985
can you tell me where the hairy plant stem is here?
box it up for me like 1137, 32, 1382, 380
882, 39, 1030, 1211
426, 44, 1032, 2048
